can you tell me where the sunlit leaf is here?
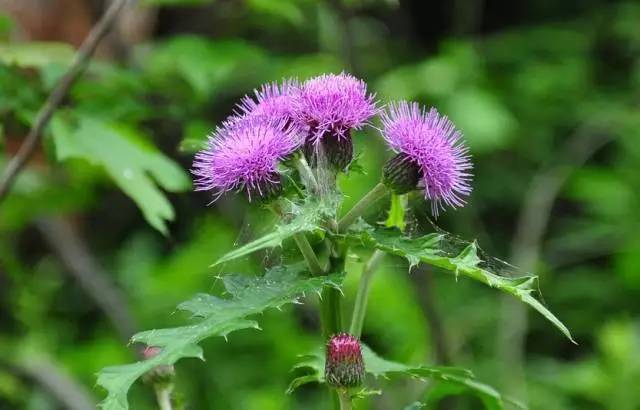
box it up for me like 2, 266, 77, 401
51, 114, 190, 234
98, 264, 344, 410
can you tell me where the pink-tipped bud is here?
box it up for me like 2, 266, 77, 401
325, 333, 365, 388
141, 346, 175, 385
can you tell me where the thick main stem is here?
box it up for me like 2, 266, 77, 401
349, 250, 385, 338
337, 182, 389, 232
321, 242, 346, 339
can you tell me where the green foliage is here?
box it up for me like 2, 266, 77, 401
343, 223, 575, 343
288, 344, 523, 409
97, 264, 343, 409
51, 113, 190, 234
213, 196, 335, 266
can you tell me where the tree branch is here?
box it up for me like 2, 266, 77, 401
0, 0, 129, 202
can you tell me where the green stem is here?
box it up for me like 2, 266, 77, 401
321, 242, 346, 339
292, 233, 324, 276
349, 250, 385, 338
154, 383, 173, 410
337, 182, 389, 232
338, 389, 352, 410
295, 156, 320, 194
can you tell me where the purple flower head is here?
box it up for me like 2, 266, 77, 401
192, 117, 303, 201
381, 101, 473, 215
232, 79, 299, 125
295, 72, 378, 144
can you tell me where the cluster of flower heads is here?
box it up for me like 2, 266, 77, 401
192, 72, 473, 214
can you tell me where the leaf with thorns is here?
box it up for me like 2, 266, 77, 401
97, 264, 343, 410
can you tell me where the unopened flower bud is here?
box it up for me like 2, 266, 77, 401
141, 346, 175, 385
325, 333, 365, 388
382, 153, 422, 194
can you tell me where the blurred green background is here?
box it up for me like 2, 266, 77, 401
1, 0, 639, 409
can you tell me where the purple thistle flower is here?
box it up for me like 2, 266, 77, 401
192, 117, 303, 201
381, 101, 473, 216
232, 79, 299, 126
295, 72, 378, 143
325, 333, 365, 388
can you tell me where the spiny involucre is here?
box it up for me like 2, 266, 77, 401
192, 116, 303, 201
381, 101, 472, 215
325, 333, 365, 388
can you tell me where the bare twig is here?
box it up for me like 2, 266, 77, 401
497, 129, 613, 399
36, 217, 138, 342
0, 0, 129, 202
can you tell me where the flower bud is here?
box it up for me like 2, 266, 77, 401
382, 153, 422, 194
325, 333, 365, 388
304, 131, 354, 171
141, 346, 175, 386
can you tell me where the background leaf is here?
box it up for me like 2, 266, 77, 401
51, 113, 190, 234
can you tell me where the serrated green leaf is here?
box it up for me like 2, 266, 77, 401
97, 264, 344, 410
287, 344, 521, 409
51, 114, 190, 234
345, 224, 575, 343
212, 198, 333, 266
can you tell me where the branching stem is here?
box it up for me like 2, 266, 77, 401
349, 250, 385, 338
292, 233, 324, 276
337, 182, 389, 232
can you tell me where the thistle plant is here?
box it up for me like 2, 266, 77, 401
98, 72, 574, 410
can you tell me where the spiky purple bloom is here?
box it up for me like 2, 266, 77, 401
294, 73, 378, 169
325, 333, 365, 388
192, 117, 303, 201
295, 72, 377, 142
232, 79, 299, 125
381, 101, 472, 215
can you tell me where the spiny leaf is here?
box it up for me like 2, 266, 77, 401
287, 344, 522, 409
212, 197, 334, 266
51, 113, 190, 234
97, 264, 343, 410
345, 224, 575, 343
